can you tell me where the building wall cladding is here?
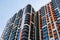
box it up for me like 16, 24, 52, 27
1, 0, 60, 40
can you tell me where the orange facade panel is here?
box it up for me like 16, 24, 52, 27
48, 24, 51, 29
49, 2, 57, 22
48, 23, 54, 38
46, 15, 49, 22
52, 23, 55, 29
50, 17, 53, 23
45, 5, 49, 23
30, 14, 32, 26
59, 34, 60, 37
39, 10, 42, 29
58, 29, 60, 32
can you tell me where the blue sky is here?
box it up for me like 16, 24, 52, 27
0, 0, 51, 37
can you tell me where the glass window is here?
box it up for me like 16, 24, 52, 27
53, 30, 56, 32
10, 27, 17, 40
22, 32, 28, 37
42, 17, 47, 26
32, 8, 35, 12
10, 36, 15, 40
23, 26, 29, 30
50, 36, 53, 38
18, 9, 23, 18
25, 14, 30, 19
16, 29, 20, 40
42, 27, 48, 32
55, 38, 59, 40
44, 37, 49, 40
32, 13, 34, 22
55, 9, 60, 18
59, 32, 60, 34
40, 7, 45, 17
54, 33, 58, 37
4, 35, 9, 39
23, 26, 29, 34
6, 28, 11, 33
24, 20, 30, 24
25, 4, 31, 13
23, 29, 29, 33
24, 14, 30, 24
42, 26, 49, 40
56, 0, 60, 9
22, 25, 29, 39
52, 0, 57, 9
53, 30, 58, 36
5, 27, 11, 39
22, 36, 28, 40
13, 27, 17, 33
11, 13, 16, 23
15, 18, 19, 25
24, 25, 29, 28
25, 14, 30, 21
57, 19, 60, 26
4, 37, 8, 40
43, 34, 48, 37
10, 33, 15, 40
57, 19, 60, 23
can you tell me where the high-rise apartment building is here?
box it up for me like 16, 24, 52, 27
1, 0, 60, 40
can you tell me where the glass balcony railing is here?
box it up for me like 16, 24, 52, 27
18, 9, 23, 18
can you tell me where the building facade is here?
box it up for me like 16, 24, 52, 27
1, 0, 60, 40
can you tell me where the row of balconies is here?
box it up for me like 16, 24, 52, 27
48, 23, 53, 38
56, 20, 60, 37
22, 25, 29, 40
24, 14, 30, 25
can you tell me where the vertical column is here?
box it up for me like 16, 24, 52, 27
38, 10, 43, 40
44, 5, 49, 40
40, 11, 43, 40
49, 2, 59, 40
49, 2, 57, 22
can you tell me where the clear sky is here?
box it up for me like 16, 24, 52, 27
0, 0, 51, 37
